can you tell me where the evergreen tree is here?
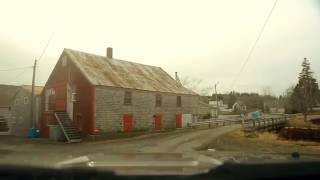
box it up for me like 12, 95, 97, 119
291, 58, 320, 121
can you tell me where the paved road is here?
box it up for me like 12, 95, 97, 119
0, 125, 241, 167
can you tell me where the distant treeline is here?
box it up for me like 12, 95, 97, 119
208, 91, 278, 113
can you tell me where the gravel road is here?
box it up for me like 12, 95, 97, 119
0, 124, 241, 167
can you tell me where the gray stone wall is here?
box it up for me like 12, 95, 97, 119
10, 89, 41, 136
10, 89, 31, 136
95, 86, 200, 133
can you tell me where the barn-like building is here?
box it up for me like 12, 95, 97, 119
40, 48, 207, 142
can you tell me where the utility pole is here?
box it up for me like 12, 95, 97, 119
214, 82, 219, 119
30, 59, 37, 128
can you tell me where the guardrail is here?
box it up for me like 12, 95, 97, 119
189, 115, 295, 131
189, 119, 242, 129
242, 116, 288, 132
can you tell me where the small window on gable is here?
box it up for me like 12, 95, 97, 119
176, 96, 182, 107
15, 99, 19, 105
124, 91, 132, 105
61, 56, 67, 67
23, 97, 29, 104
155, 94, 162, 107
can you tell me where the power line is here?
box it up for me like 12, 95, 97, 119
0, 66, 33, 71
2, 68, 32, 84
230, 0, 278, 90
37, 28, 55, 62
29, 27, 55, 128
1, 29, 54, 72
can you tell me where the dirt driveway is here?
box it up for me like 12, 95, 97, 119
0, 125, 240, 167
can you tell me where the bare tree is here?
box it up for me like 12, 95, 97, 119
199, 86, 213, 96
181, 76, 212, 96
261, 86, 273, 96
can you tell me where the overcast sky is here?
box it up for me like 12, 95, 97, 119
0, 0, 320, 95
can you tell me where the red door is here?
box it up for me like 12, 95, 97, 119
40, 112, 53, 138
54, 85, 67, 111
154, 114, 162, 130
123, 114, 133, 133
176, 114, 182, 128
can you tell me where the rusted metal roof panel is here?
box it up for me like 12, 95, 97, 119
21, 85, 43, 96
0, 85, 20, 107
64, 49, 197, 95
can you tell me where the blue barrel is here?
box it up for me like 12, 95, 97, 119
28, 128, 40, 139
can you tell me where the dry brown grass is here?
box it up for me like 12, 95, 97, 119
287, 116, 320, 128
309, 111, 320, 115
199, 129, 320, 155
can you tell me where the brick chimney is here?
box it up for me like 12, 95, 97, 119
107, 47, 113, 59
175, 72, 182, 86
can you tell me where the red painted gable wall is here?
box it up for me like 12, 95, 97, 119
40, 53, 96, 137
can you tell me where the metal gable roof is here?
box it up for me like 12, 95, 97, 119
0, 85, 44, 107
0, 85, 20, 107
21, 85, 43, 96
63, 49, 197, 95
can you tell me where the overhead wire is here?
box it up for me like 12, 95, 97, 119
0, 66, 33, 71
1, 27, 55, 85
2, 67, 32, 84
1, 28, 55, 71
37, 28, 55, 62
230, 0, 278, 90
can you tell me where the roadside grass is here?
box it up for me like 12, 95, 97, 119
195, 129, 320, 155
287, 116, 320, 128
309, 111, 320, 115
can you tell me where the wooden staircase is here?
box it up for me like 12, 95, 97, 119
54, 111, 81, 143
0, 116, 9, 133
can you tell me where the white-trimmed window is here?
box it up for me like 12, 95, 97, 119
155, 94, 162, 107
15, 99, 19, 105
124, 91, 132, 105
176, 96, 182, 107
61, 56, 67, 67
45, 88, 55, 111
23, 97, 29, 104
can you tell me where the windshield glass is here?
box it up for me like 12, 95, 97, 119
1, 0, 320, 176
